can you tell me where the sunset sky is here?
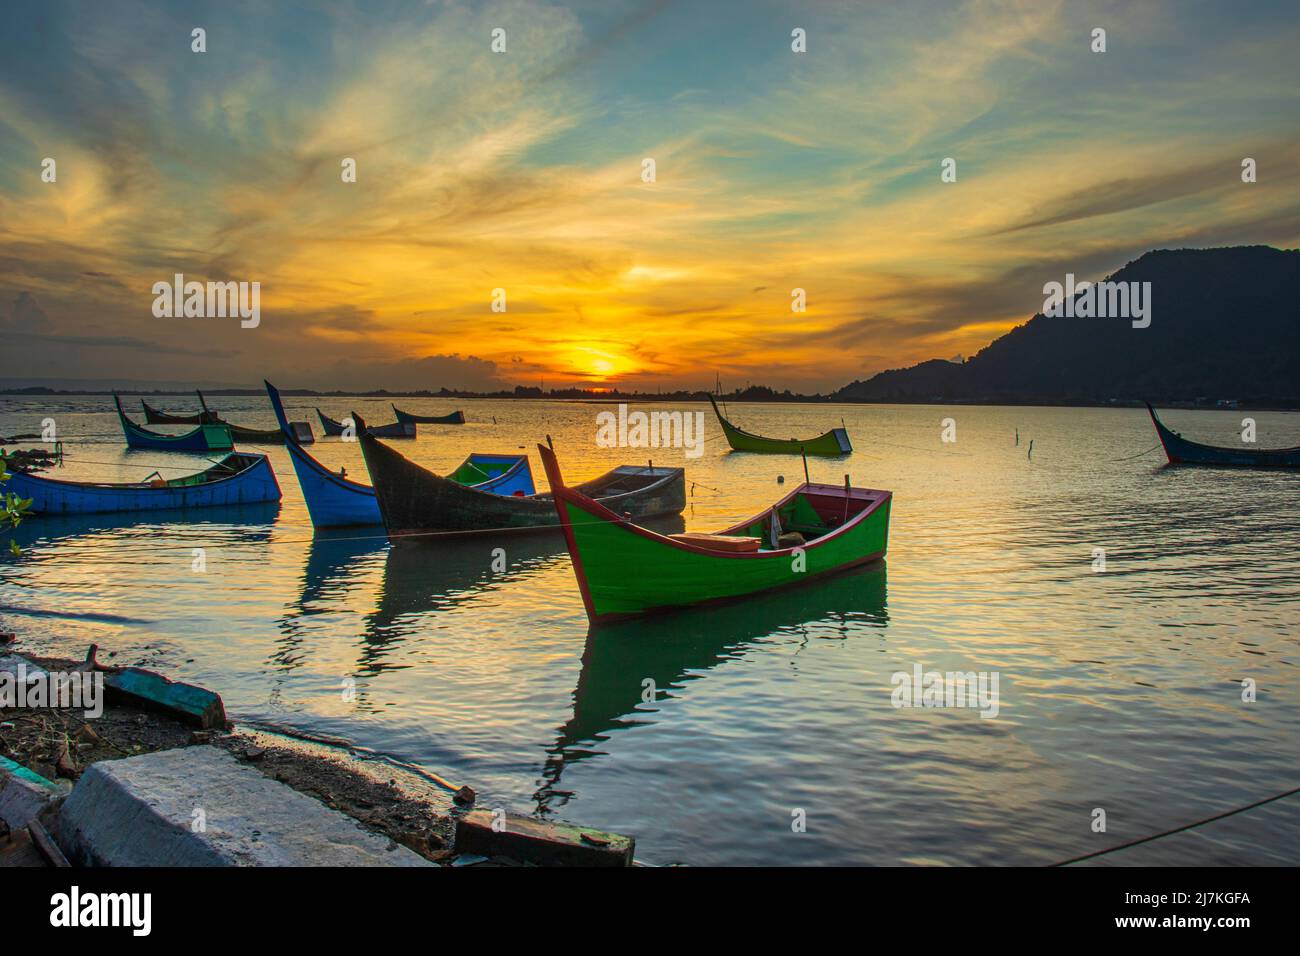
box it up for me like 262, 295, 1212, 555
2, 0, 1298, 392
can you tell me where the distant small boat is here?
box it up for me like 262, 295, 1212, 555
1147, 403, 1300, 467
141, 399, 219, 425
267, 382, 532, 526
355, 414, 685, 536
708, 395, 851, 455
392, 405, 465, 425
317, 409, 415, 439
539, 442, 889, 623
7, 452, 281, 515
115, 395, 233, 451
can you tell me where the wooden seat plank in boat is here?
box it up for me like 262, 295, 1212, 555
667, 532, 761, 552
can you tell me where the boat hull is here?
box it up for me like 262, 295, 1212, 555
9, 453, 281, 515
709, 396, 851, 455
116, 396, 233, 451
1147, 404, 1300, 467
392, 406, 465, 425
267, 383, 532, 526
540, 442, 888, 622
558, 491, 889, 622
318, 410, 414, 439
269, 382, 382, 527
141, 400, 218, 425
357, 426, 685, 536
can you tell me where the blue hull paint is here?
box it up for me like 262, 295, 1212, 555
269, 382, 381, 527
9, 454, 281, 515
287, 437, 384, 527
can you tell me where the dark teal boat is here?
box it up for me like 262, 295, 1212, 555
1147, 403, 1300, 467
392, 405, 465, 425
115, 395, 233, 451
317, 409, 415, 439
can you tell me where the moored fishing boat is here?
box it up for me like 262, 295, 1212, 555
143, 393, 283, 441
267, 382, 534, 527
4, 452, 281, 515
115, 395, 234, 451
355, 414, 685, 536
317, 409, 416, 439
1146, 403, 1300, 467
539, 442, 889, 623
141, 399, 219, 425
708, 395, 851, 455
392, 405, 466, 425
194, 391, 285, 444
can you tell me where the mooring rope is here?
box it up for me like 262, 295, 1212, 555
1109, 442, 1162, 462
1050, 783, 1300, 866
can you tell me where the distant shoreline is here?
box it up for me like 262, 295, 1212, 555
2, 389, 1297, 412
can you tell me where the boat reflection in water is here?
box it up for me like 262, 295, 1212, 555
8, 501, 282, 554
277, 516, 688, 689
535, 561, 888, 814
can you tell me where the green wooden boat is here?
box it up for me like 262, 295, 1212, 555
707, 395, 851, 455
539, 442, 889, 623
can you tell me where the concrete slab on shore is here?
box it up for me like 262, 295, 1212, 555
57, 745, 431, 866
0, 755, 65, 828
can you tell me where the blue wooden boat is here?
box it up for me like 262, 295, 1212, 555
317, 408, 415, 439
271, 382, 382, 527
115, 395, 233, 451
5, 452, 281, 515
1146, 403, 1300, 468
268, 382, 535, 527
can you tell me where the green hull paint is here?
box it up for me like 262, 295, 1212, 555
564, 495, 889, 620
708, 396, 851, 455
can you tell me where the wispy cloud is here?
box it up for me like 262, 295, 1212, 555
1, 0, 1297, 390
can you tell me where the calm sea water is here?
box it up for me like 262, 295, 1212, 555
2, 396, 1299, 865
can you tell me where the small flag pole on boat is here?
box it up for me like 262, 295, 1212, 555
545, 434, 553, 450
842, 474, 850, 525
801, 447, 810, 485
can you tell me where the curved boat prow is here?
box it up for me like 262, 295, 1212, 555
265, 379, 293, 434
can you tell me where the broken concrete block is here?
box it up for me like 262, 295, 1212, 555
455, 810, 634, 866
104, 667, 226, 729
0, 755, 64, 828
58, 746, 431, 866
